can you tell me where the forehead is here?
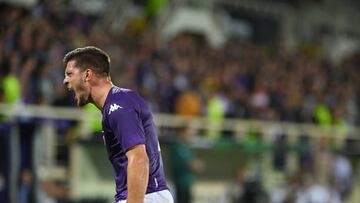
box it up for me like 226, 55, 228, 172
65, 60, 80, 72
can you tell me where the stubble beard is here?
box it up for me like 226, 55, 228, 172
77, 94, 89, 107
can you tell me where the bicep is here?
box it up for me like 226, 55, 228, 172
109, 108, 146, 152
126, 144, 149, 166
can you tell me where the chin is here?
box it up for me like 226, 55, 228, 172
76, 98, 85, 107
78, 98, 91, 107
78, 101, 87, 107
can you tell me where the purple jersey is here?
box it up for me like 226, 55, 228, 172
101, 86, 168, 202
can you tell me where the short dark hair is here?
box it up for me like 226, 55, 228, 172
63, 46, 110, 76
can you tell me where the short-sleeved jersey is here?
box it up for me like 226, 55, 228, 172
101, 86, 168, 202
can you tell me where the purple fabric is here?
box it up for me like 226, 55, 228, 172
101, 86, 168, 202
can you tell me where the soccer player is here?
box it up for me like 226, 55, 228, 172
63, 46, 174, 203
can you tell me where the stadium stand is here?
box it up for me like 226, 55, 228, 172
0, 0, 359, 203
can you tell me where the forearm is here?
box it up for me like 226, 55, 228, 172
127, 148, 149, 203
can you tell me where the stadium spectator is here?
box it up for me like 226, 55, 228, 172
0, 2, 359, 128
330, 151, 353, 201
170, 124, 203, 203
220, 168, 246, 203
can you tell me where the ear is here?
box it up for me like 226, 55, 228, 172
84, 68, 93, 82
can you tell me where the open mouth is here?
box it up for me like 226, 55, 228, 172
66, 89, 77, 104
67, 86, 73, 92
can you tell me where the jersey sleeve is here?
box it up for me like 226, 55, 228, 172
108, 105, 146, 153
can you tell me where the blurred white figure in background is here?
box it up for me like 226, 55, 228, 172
301, 184, 341, 203
330, 152, 352, 201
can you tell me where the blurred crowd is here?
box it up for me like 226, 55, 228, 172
220, 149, 353, 203
0, 1, 359, 127
0, 1, 359, 203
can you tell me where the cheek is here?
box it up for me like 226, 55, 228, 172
76, 82, 89, 95
71, 77, 83, 89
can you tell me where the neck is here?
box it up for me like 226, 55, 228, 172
90, 78, 113, 111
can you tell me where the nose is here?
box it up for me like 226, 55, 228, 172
63, 77, 68, 86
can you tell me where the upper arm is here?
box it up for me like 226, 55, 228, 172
108, 105, 146, 152
126, 144, 148, 163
